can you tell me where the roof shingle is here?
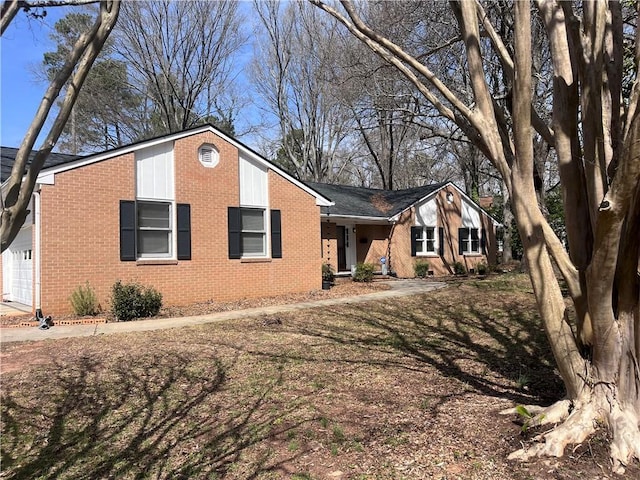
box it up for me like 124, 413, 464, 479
1, 147, 81, 184
307, 182, 447, 218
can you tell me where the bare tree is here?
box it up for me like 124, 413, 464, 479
1, 0, 120, 252
311, 0, 640, 472
41, 10, 140, 154
115, 0, 245, 137
251, 0, 354, 182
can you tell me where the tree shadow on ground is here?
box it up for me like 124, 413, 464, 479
249, 286, 563, 408
0, 350, 315, 479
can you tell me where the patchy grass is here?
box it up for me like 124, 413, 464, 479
1, 274, 636, 479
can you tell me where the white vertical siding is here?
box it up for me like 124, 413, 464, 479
239, 154, 268, 207
462, 199, 481, 227
415, 198, 438, 226
136, 142, 175, 200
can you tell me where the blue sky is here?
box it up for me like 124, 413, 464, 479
1, 9, 67, 148
0, 4, 263, 152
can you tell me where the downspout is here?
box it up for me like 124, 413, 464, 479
387, 220, 397, 276
34, 187, 41, 312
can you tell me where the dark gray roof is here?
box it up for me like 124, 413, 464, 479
307, 182, 447, 218
1, 147, 81, 183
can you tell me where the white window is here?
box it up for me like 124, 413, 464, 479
460, 228, 480, 254
241, 208, 266, 257
199, 144, 219, 168
415, 227, 437, 255
137, 201, 172, 257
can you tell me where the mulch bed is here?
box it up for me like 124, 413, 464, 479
1, 279, 389, 328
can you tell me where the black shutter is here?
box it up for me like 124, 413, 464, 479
228, 207, 241, 259
271, 209, 282, 259
411, 226, 420, 257
458, 228, 466, 255
120, 200, 136, 261
481, 228, 487, 255
439, 227, 444, 256
177, 203, 191, 260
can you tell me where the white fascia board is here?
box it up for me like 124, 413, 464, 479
321, 214, 392, 224
34, 124, 334, 207
37, 172, 55, 185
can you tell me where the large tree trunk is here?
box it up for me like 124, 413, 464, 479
505, 1, 640, 473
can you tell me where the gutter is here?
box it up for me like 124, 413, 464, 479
321, 214, 392, 223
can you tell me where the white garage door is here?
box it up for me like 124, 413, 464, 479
4, 227, 33, 306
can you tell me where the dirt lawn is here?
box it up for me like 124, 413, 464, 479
1, 275, 637, 479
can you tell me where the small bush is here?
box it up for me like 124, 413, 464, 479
111, 280, 163, 321
353, 262, 375, 282
69, 282, 99, 316
414, 260, 430, 278
476, 262, 488, 275
453, 261, 467, 275
322, 263, 335, 282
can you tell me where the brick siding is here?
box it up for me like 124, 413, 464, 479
37, 131, 322, 314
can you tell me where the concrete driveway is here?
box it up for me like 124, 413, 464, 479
0, 279, 447, 344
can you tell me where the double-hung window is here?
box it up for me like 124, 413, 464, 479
240, 208, 266, 257
137, 201, 172, 257
459, 227, 480, 254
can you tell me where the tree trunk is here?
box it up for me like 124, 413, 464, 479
501, 182, 513, 263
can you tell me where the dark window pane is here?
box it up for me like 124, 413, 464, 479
138, 202, 170, 228
138, 231, 170, 254
242, 233, 265, 255
241, 209, 264, 231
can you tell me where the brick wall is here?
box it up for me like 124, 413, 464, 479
356, 224, 391, 269
38, 131, 322, 314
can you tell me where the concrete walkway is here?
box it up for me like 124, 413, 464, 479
0, 280, 447, 344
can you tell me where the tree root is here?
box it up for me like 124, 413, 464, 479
504, 399, 640, 474
609, 406, 640, 475
500, 399, 573, 427
507, 401, 597, 460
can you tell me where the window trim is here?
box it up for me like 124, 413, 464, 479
136, 199, 174, 259
240, 207, 268, 258
459, 227, 481, 255
415, 226, 438, 256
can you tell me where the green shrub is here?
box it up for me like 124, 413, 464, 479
414, 260, 430, 278
69, 282, 99, 316
111, 280, 163, 321
476, 262, 488, 275
353, 262, 375, 282
322, 263, 335, 282
453, 261, 467, 275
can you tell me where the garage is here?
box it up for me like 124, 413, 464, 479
2, 226, 33, 306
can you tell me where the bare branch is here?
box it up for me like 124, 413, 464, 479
1, 0, 120, 252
